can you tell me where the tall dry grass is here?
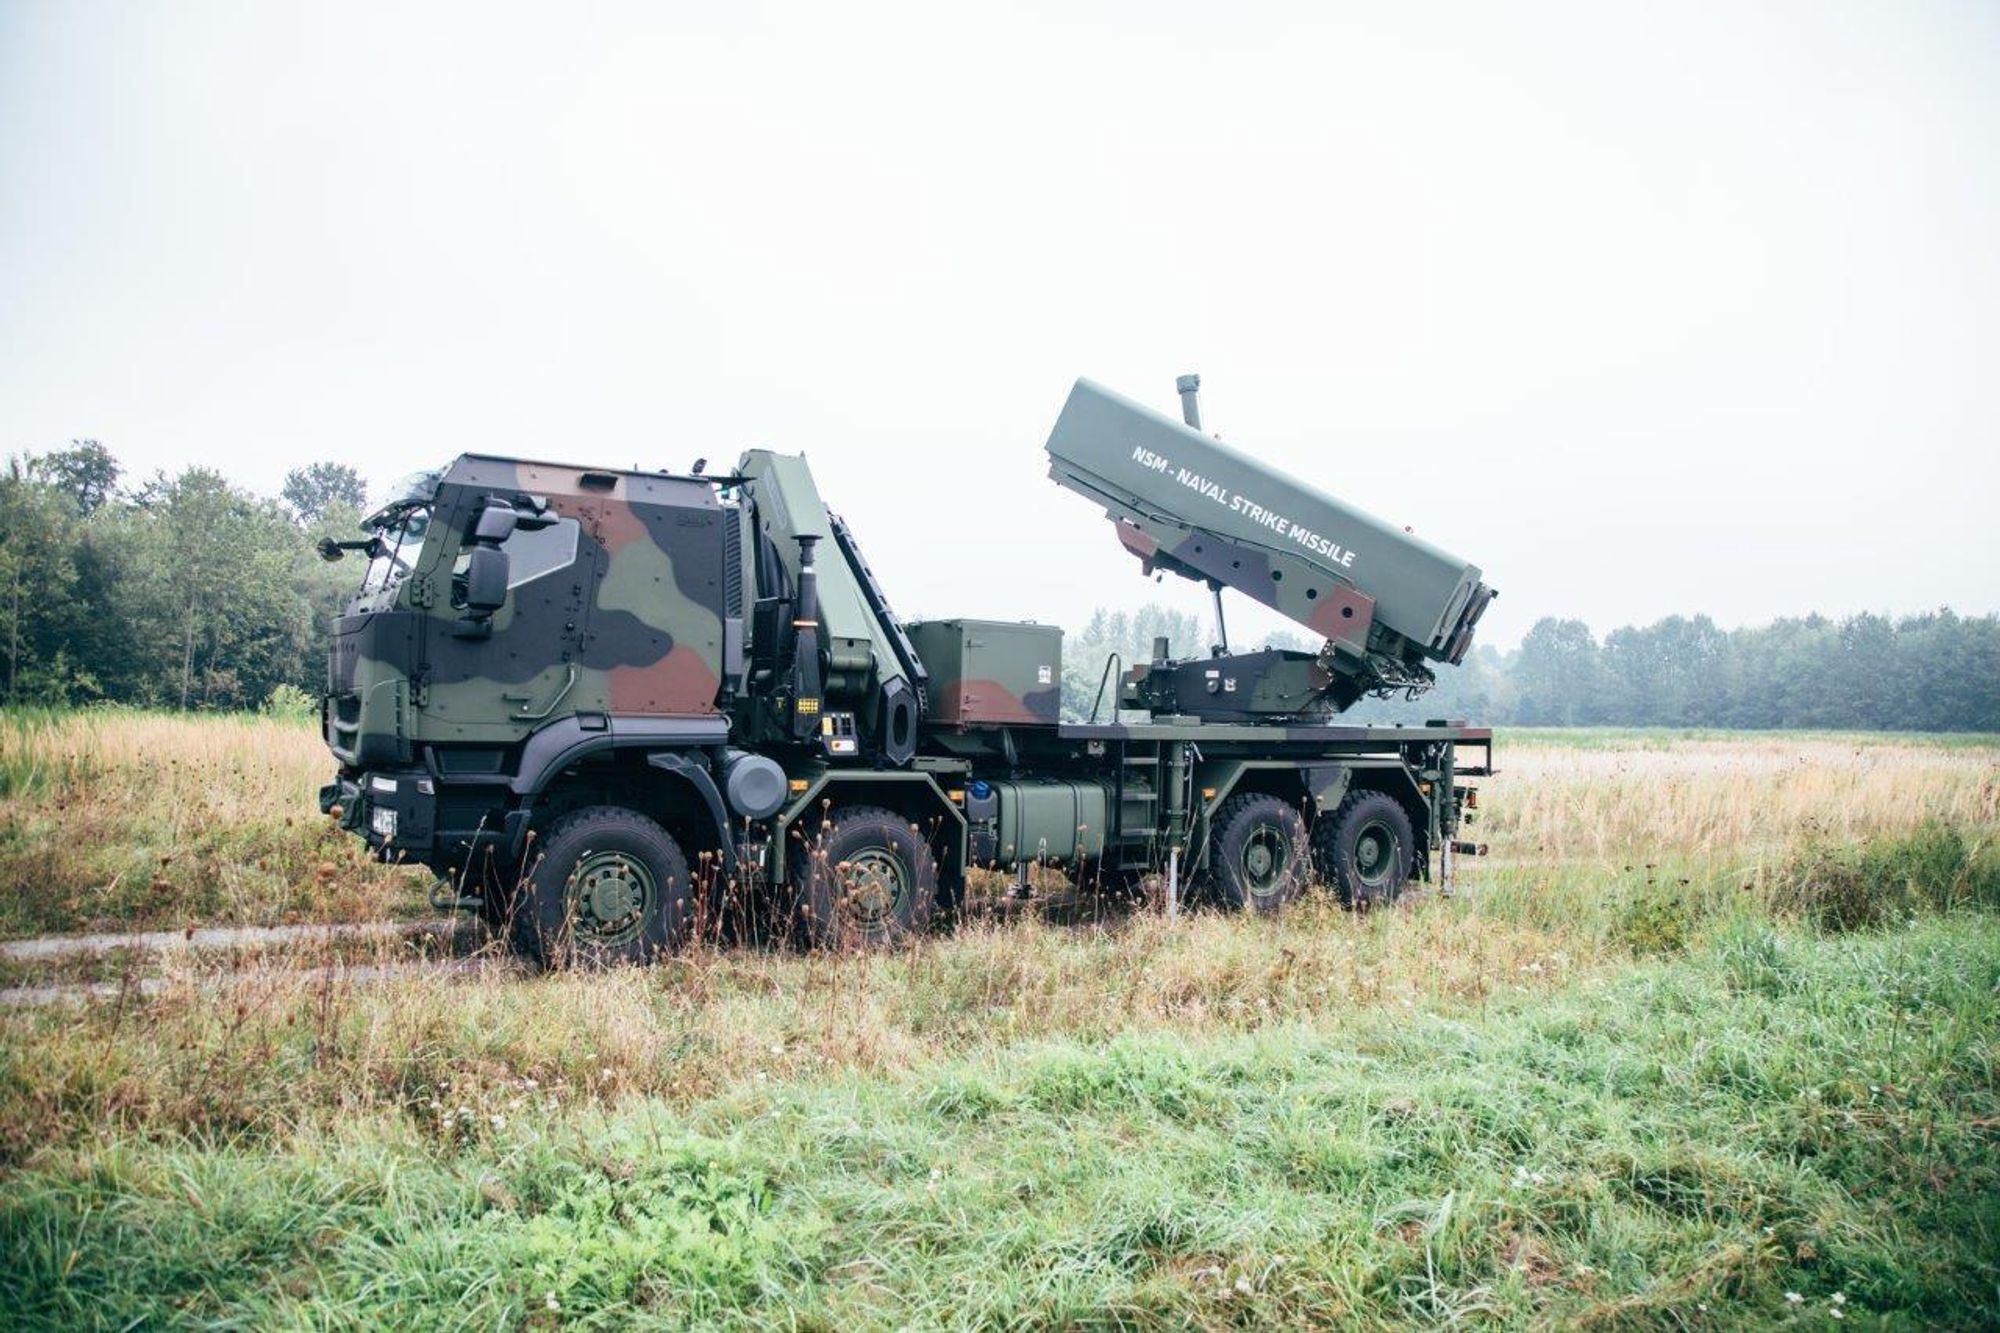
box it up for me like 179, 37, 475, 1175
0, 709, 423, 936
1480, 733, 1999, 859
2, 712, 1995, 939
1, 721, 1996, 1326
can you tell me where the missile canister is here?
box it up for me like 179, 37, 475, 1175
1044, 378, 1494, 672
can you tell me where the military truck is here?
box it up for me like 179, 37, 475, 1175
319, 375, 1496, 963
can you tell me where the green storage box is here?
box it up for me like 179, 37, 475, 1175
907, 618, 1062, 728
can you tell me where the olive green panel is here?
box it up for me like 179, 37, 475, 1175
734, 449, 910, 704
769, 769, 967, 883
994, 780, 1110, 862
907, 619, 1062, 727
1185, 757, 1353, 822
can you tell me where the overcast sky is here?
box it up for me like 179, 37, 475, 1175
2, 1, 1995, 649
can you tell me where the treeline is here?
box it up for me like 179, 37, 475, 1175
1065, 606, 2000, 732
5, 443, 1996, 729
1407, 611, 2000, 732
0, 443, 364, 709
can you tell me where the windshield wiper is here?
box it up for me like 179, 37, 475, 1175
317, 536, 381, 563
319, 532, 418, 574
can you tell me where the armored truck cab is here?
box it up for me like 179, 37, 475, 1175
320, 376, 1494, 965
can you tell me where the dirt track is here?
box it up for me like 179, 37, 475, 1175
0, 918, 516, 1008
0, 917, 460, 962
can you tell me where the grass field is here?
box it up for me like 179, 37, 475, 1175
1, 712, 1997, 1327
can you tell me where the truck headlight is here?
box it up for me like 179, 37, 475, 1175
371, 807, 398, 839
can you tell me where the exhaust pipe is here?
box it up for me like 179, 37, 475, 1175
1176, 373, 1202, 431
790, 535, 825, 740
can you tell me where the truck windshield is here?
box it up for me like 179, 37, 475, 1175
359, 506, 432, 596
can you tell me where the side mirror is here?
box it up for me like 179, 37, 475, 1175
472, 499, 519, 545
317, 537, 344, 563
453, 496, 517, 637
461, 544, 508, 614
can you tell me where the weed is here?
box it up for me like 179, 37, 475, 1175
1775, 820, 2000, 931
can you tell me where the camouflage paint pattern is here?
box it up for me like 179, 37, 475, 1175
1045, 377, 1494, 673
1112, 520, 1376, 654
906, 619, 1061, 728
318, 380, 1492, 911
327, 455, 727, 763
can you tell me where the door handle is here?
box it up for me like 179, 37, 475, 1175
504, 664, 578, 720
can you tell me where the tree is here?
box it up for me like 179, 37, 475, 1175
1511, 618, 1603, 726
281, 462, 367, 524
111, 468, 314, 709
1060, 603, 1208, 721
7, 434, 1999, 730
30, 440, 120, 516
0, 461, 83, 701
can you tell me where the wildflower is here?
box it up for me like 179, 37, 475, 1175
1831, 1293, 1846, 1305
770, 1043, 784, 1055
1234, 1274, 1253, 1295
1829, 1308, 1844, 1320
1785, 1292, 1804, 1305
490, 1114, 506, 1129
545, 1293, 560, 1312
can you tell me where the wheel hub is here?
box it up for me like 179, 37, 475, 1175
837, 848, 908, 926
1355, 824, 1394, 885
572, 851, 655, 941
1241, 826, 1290, 899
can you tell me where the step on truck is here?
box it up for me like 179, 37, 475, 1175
319, 375, 1497, 964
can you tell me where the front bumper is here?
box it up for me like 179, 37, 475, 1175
320, 770, 436, 862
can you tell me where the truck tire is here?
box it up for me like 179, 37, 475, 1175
1313, 790, 1415, 909
511, 806, 693, 967
1206, 793, 1311, 914
792, 805, 937, 950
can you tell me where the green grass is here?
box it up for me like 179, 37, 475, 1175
3, 916, 1994, 1329
4, 720, 1996, 1326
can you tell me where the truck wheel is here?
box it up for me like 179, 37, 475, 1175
1207, 794, 1311, 914
1314, 790, 1415, 909
792, 805, 937, 949
512, 806, 693, 967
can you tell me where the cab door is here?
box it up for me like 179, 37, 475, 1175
413, 491, 590, 746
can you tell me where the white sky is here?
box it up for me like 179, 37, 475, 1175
2, 1, 1995, 648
